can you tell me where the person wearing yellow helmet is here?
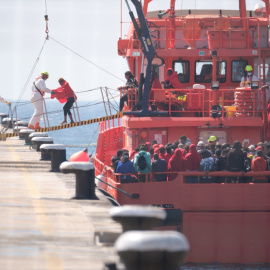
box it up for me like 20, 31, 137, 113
28, 71, 55, 130
208, 135, 217, 144
245, 65, 253, 72
41, 71, 49, 78
240, 65, 259, 87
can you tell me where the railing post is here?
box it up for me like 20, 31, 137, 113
105, 87, 112, 129
43, 98, 50, 130
253, 89, 255, 117
169, 89, 171, 116
11, 104, 15, 132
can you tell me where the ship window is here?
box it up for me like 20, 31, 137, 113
231, 60, 248, 82
173, 60, 190, 83
195, 61, 227, 83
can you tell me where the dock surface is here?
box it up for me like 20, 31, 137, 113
0, 135, 120, 270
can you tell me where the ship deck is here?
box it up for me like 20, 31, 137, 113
0, 133, 121, 270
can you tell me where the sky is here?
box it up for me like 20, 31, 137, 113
0, 0, 263, 101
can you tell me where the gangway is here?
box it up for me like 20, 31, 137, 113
0, 112, 123, 139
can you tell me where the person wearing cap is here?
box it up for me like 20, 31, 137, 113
252, 145, 268, 161
240, 65, 259, 87
0, 95, 11, 105
28, 72, 55, 130
247, 145, 256, 160
197, 140, 212, 157
197, 140, 205, 151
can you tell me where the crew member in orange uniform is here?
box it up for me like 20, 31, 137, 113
164, 68, 182, 89
52, 78, 77, 124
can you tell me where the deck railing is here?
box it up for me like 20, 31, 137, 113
94, 157, 270, 185
147, 17, 262, 50
125, 87, 267, 118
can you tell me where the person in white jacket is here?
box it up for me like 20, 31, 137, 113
28, 71, 55, 130
0, 96, 10, 105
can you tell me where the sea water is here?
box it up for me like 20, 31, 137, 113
1, 101, 270, 269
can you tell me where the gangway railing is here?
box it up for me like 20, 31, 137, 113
0, 112, 123, 139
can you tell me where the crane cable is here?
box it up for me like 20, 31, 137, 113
14, 38, 48, 106
14, 1, 50, 106
16, 0, 124, 110
49, 36, 125, 83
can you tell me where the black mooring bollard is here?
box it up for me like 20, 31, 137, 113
60, 161, 97, 200
14, 126, 28, 133
110, 206, 166, 232
15, 121, 28, 127
40, 144, 66, 171
31, 137, 53, 152
28, 132, 48, 146
19, 129, 34, 141
0, 113, 8, 124
0, 113, 8, 123
39, 144, 52, 161
2, 117, 20, 128
115, 231, 190, 270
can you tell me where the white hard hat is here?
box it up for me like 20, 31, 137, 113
248, 145, 255, 151
197, 141, 205, 147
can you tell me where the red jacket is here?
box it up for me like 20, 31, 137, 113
52, 81, 77, 103
167, 149, 186, 181
165, 69, 182, 89
185, 144, 201, 171
251, 156, 267, 181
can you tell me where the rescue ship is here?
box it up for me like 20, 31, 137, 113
94, 0, 270, 263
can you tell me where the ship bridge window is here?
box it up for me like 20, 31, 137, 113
231, 60, 248, 82
173, 60, 190, 83
195, 61, 226, 83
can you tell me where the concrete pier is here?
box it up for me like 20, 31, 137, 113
0, 135, 121, 270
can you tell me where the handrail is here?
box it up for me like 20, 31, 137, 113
149, 16, 262, 50
126, 87, 266, 118
94, 157, 270, 184
101, 166, 270, 185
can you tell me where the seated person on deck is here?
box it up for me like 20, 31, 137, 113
164, 68, 183, 89
198, 64, 212, 83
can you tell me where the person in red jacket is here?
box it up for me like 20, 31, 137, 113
185, 144, 201, 183
52, 78, 77, 124
164, 68, 182, 89
251, 150, 267, 182
167, 148, 186, 181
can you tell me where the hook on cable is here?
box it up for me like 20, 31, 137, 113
44, 15, 49, 39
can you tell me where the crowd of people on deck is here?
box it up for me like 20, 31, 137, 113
111, 135, 270, 184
